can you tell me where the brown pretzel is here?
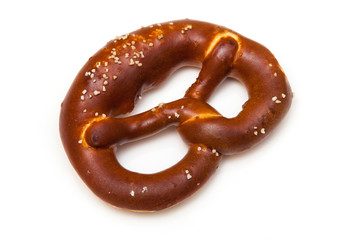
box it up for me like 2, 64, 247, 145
60, 19, 292, 211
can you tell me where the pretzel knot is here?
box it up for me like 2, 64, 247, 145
60, 19, 292, 212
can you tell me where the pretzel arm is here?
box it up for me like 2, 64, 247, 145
185, 37, 239, 101
85, 98, 221, 148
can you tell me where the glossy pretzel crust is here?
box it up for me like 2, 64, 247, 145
60, 19, 292, 211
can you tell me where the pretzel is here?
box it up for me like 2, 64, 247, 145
60, 19, 292, 211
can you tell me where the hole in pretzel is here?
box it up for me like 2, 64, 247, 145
116, 127, 188, 174
124, 67, 198, 117
207, 77, 248, 118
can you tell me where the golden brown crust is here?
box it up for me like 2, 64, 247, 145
59, 19, 292, 211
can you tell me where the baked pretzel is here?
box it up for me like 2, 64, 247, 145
60, 19, 292, 211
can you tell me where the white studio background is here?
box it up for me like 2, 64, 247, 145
1, 0, 359, 239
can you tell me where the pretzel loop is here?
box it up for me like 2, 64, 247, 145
60, 19, 292, 211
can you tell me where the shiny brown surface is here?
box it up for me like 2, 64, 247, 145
60, 19, 292, 211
